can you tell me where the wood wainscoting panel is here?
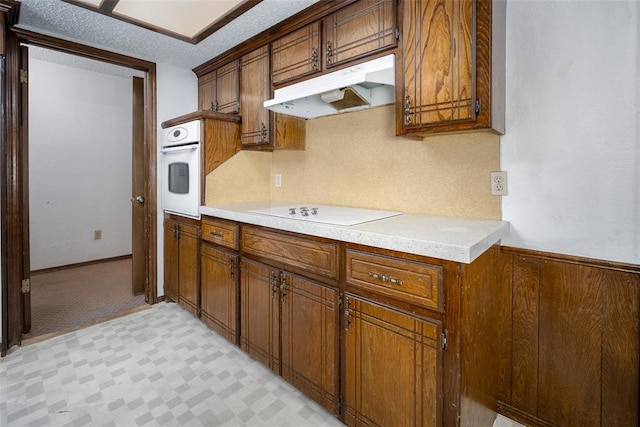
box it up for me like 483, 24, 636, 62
601, 269, 639, 426
538, 261, 603, 427
500, 247, 640, 427
511, 256, 541, 415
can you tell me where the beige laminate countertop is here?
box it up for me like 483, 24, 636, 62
200, 201, 510, 264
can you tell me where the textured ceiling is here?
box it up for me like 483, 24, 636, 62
16, 0, 321, 70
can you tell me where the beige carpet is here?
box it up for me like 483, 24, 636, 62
23, 258, 149, 341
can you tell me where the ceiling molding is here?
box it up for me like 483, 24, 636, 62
61, 0, 264, 44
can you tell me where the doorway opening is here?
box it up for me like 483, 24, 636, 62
21, 46, 150, 343
2, 27, 158, 353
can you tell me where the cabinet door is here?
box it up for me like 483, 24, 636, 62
177, 222, 200, 316
402, 0, 475, 129
198, 71, 216, 111
281, 272, 338, 415
344, 294, 442, 427
271, 22, 321, 86
215, 60, 240, 114
240, 258, 280, 373
163, 219, 179, 303
240, 46, 270, 146
324, 0, 397, 69
201, 244, 238, 343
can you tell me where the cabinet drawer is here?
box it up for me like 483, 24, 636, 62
201, 217, 239, 250
346, 250, 443, 311
242, 226, 338, 279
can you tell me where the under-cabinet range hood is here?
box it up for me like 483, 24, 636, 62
264, 54, 395, 119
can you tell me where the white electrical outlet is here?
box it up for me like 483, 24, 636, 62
275, 173, 282, 188
490, 171, 508, 196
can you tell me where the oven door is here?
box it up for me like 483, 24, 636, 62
160, 143, 200, 218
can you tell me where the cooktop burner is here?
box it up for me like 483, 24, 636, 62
248, 204, 402, 226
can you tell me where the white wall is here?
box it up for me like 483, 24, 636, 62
501, 0, 640, 264
29, 57, 133, 270
155, 63, 198, 297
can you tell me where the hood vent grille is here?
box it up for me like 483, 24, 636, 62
320, 87, 370, 110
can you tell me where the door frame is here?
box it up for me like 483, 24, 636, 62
1, 26, 158, 354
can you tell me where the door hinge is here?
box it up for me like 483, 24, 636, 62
21, 278, 31, 293
20, 69, 28, 84
475, 99, 482, 115
395, 27, 400, 41
441, 329, 448, 350
338, 396, 343, 414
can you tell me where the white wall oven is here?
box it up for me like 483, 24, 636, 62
161, 120, 201, 218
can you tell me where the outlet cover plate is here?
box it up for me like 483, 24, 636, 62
491, 171, 508, 196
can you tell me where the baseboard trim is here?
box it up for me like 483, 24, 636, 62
497, 402, 558, 427
500, 246, 640, 274
31, 254, 133, 275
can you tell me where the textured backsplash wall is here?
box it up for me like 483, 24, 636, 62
207, 105, 500, 219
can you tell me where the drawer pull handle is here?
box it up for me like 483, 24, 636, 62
368, 272, 403, 286
208, 231, 224, 238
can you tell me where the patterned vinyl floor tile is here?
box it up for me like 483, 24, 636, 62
0, 302, 344, 427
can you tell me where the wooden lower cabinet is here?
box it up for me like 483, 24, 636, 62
163, 217, 200, 316
163, 220, 179, 303
200, 243, 239, 343
239, 257, 339, 415
281, 272, 338, 415
240, 258, 280, 373
344, 293, 442, 427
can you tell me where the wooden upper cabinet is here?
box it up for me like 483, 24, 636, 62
240, 46, 306, 149
215, 60, 240, 114
323, 0, 397, 69
271, 22, 321, 86
198, 60, 240, 114
240, 46, 270, 146
399, 0, 505, 136
271, 1, 397, 86
198, 71, 216, 112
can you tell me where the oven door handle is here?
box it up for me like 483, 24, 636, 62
160, 145, 198, 154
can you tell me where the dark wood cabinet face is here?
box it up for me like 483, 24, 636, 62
240, 258, 280, 373
324, 0, 397, 69
163, 218, 199, 316
271, 22, 321, 86
240, 46, 271, 146
198, 72, 216, 112
344, 294, 442, 427
197, 62, 239, 113
200, 244, 238, 343
163, 219, 179, 303
402, 0, 475, 129
281, 273, 338, 415
215, 60, 240, 114
176, 222, 199, 315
